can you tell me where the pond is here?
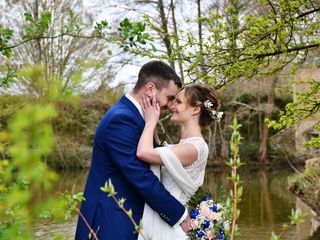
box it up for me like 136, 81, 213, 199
34, 166, 320, 240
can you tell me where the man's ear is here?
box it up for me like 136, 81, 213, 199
144, 82, 155, 98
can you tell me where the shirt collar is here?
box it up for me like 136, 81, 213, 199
125, 93, 144, 119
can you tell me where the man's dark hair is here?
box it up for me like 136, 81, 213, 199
133, 60, 182, 92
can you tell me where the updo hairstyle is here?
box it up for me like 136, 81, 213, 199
183, 84, 219, 127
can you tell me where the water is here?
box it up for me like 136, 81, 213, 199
34, 167, 319, 240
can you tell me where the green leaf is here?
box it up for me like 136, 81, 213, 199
24, 12, 33, 22
127, 209, 132, 218
237, 186, 243, 197
73, 192, 85, 202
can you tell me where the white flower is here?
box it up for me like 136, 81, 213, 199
204, 100, 213, 109
217, 112, 224, 119
207, 199, 214, 206
216, 203, 223, 210
210, 110, 224, 121
203, 100, 224, 121
223, 220, 231, 231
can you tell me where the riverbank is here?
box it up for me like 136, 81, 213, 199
0, 90, 295, 170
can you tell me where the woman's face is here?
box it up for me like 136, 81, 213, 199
170, 89, 194, 124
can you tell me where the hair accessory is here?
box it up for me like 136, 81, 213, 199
203, 100, 223, 121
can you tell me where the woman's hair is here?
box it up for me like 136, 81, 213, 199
183, 83, 219, 127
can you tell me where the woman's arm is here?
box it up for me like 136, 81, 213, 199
137, 93, 199, 166
170, 144, 198, 166
136, 93, 163, 164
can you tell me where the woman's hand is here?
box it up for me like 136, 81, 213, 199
140, 92, 160, 127
137, 92, 162, 165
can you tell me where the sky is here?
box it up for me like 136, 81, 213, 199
81, 0, 201, 92
0, 0, 202, 93
0, 0, 151, 93
82, 0, 152, 93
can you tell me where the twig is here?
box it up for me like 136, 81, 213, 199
230, 141, 238, 240
101, 180, 147, 240
76, 208, 99, 240
109, 195, 147, 240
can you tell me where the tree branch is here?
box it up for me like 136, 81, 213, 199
253, 43, 320, 58
297, 6, 320, 18
2, 33, 109, 52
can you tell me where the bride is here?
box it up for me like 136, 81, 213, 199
136, 83, 220, 240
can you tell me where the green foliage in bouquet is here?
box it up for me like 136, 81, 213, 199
187, 187, 215, 211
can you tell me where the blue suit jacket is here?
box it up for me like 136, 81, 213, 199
75, 96, 185, 240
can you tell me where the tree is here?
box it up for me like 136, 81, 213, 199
0, 0, 154, 94
0, 2, 155, 170
257, 75, 278, 163
0, 0, 115, 95
132, 0, 320, 161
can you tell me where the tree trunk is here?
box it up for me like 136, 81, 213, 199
158, 0, 174, 68
34, 0, 42, 64
170, 0, 184, 83
220, 112, 232, 160
207, 121, 217, 165
257, 76, 278, 163
197, 0, 206, 75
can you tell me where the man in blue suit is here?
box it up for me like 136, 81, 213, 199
75, 61, 190, 240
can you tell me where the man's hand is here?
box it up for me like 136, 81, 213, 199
180, 214, 191, 233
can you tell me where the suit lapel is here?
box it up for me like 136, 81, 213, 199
119, 96, 145, 129
120, 96, 159, 147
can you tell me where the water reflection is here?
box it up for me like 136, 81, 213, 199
35, 167, 319, 240
203, 167, 320, 240
204, 167, 297, 239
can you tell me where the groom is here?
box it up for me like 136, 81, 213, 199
75, 60, 190, 240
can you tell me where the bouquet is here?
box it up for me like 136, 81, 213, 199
187, 190, 230, 240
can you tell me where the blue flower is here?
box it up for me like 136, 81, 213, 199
190, 209, 200, 219
197, 230, 205, 238
210, 205, 218, 212
203, 195, 211, 201
218, 231, 224, 239
202, 220, 210, 229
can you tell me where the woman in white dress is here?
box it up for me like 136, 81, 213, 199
136, 83, 220, 240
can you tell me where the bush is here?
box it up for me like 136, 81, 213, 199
239, 142, 260, 161
269, 146, 295, 165
0, 89, 120, 169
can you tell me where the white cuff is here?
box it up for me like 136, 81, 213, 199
173, 208, 188, 228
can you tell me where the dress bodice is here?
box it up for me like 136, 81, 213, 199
161, 137, 209, 205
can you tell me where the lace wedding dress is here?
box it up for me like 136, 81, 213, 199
138, 137, 209, 240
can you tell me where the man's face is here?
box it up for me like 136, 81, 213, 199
154, 80, 180, 111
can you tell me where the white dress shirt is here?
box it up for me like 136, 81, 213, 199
125, 93, 144, 119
